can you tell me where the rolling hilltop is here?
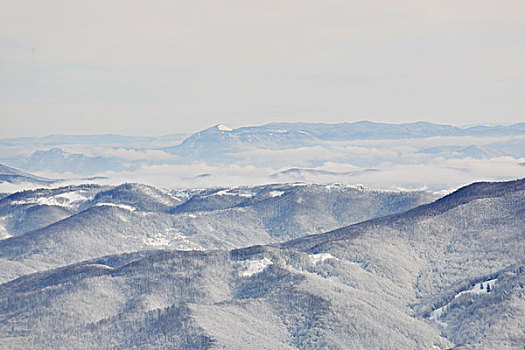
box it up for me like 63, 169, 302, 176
0, 182, 436, 283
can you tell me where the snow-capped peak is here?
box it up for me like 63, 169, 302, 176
216, 124, 233, 131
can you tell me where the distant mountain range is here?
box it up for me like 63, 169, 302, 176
0, 121, 523, 189
0, 178, 522, 349
0, 133, 189, 147
162, 121, 525, 159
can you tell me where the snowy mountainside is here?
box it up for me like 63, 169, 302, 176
0, 247, 451, 350
283, 178, 525, 347
89, 183, 183, 212
427, 266, 525, 347
0, 182, 436, 283
0, 184, 110, 239
0, 179, 522, 349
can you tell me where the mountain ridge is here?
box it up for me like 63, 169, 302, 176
0, 179, 522, 348
0, 182, 438, 283
282, 178, 525, 251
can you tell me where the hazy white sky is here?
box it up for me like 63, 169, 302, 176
1, 0, 524, 137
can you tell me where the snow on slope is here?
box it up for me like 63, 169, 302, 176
10, 190, 93, 210
216, 124, 233, 131
239, 257, 273, 277
269, 190, 285, 197
94, 202, 137, 211
430, 278, 499, 327
309, 253, 339, 264
454, 278, 497, 298
213, 189, 254, 198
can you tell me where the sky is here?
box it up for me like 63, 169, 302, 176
1, 0, 524, 137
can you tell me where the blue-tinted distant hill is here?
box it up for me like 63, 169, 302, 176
0, 163, 57, 185
465, 122, 525, 136
0, 133, 188, 147
22, 148, 133, 175
163, 121, 467, 156
162, 121, 525, 160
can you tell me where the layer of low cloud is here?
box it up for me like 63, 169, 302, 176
2, 133, 523, 193
20, 155, 523, 194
